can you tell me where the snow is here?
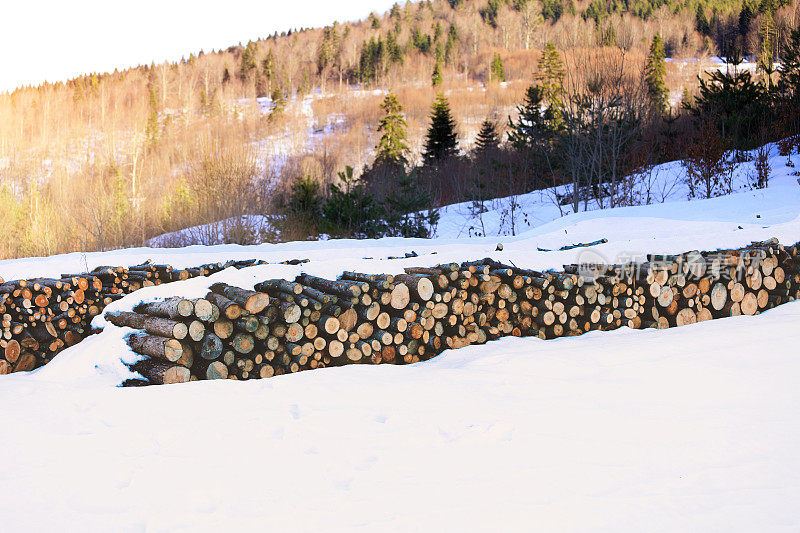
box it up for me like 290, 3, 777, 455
3, 304, 800, 530
435, 143, 799, 239
2, 140, 800, 530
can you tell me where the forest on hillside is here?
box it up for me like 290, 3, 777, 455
1, 0, 799, 259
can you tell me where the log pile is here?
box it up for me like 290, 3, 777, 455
118, 238, 800, 385
0, 259, 271, 374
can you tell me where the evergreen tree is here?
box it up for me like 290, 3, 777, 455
536, 42, 565, 128
422, 93, 459, 166
145, 88, 160, 145
758, 12, 776, 84
374, 91, 410, 169
739, 2, 754, 37
645, 34, 668, 115
287, 175, 321, 218
432, 61, 443, 87
481, 0, 503, 27
239, 41, 258, 81
411, 27, 432, 54
507, 85, 548, 151
537, 42, 565, 104
359, 36, 387, 83
541, 0, 565, 21
778, 28, 800, 141
474, 119, 500, 153
490, 53, 505, 82
317, 24, 342, 74
779, 28, 800, 105
269, 87, 286, 120
384, 170, 439, 237
444, 24, 458, 64
696, 5, 710, 36
368, 12, 381, 29
386, 31, 404, 65
321, 166, 385, 238
433, 21, 443, 42
435, 42, 445, 65
262, 50, 275, 82
686, 56, 768, 148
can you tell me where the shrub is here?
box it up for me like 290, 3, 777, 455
321, 166, 386, 238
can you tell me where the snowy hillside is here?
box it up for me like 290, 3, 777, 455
2, 142, 800, 530
148, 141, 800, 247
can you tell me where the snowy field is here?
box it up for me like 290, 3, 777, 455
2, 143, 800, 530
4, 305, 800, 531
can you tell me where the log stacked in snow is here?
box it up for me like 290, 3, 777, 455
0, 259, 273, 375
118, 238, 800, 385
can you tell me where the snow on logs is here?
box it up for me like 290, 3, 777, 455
0, 259, 271, 374
117, 238, 800, 385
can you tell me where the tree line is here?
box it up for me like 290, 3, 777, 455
279, 24, 800, 240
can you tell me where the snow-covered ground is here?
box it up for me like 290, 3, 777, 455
2, 142, 800, 530
4, 304, 800, 531
436, 143, 800, 238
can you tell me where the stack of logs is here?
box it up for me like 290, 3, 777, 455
0, 259, 272, 374
117, 238, 800, 385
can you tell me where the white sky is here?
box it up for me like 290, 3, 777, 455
1, 0, 399, 92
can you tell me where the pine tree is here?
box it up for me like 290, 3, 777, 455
758, 12, 776, 85
287, 175, 321, 218
386, 31, 404, 65
422, 93, 458, 166
481, 0, 503, 28
739, 2, 754, 37
412, 28, 432, 54
474, 119, 500, 153
239, 41, 258, 81
269, 87, 286, 120
507, 85, 548, 152
359, 36, 387, 83
384, 170, 438, 238
686, 56, 767, 149
490, 53, 505, 82
433, 21, 443, 42
645, 34, 668, 115
317, 24, 342, 74
432, 61, 443, 87
779, 28, 800, 105
262, 50, 275, 92
368, 12, 381, 29
145, 88, 160, 145
778, 28, 800, 143
541, 0, 565, 21
374, 91, 410, 169
536, 42, 565, 107
322, 166, 385, 238
696, 5, 710, 36
535, 42, 565, 129
444, 24, 458, 64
